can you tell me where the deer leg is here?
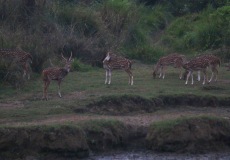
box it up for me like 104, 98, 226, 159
22, 64, 27, 79
208, 71, 214, 83
131, 76, 133, 85
43, 80, 50, 100
197, 71, 201, 81
202, 70, 206, 85
214, 68, 218, 81
126, 70, 133, 85
22, 63, 30, 80
159, 67, 162, 78
27, 72, 30, 80
108, 70, 112, 84
23, 70, 26, 79
185, 71, 191, 85
162, 66, 166, 79
130, 72, 134, 85
105, 70, 108, 84
42, 81, 46, 100
179, 67, 182, 79
209, 66, 218, 82
26, 63, 30, 80
58, 80, 62, 98
191, 72, 194, 85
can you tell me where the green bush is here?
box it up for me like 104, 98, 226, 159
53, 4, 100, 36
162, 5, 229, 53
124, 45, 166, 63
71, 58, 93, 72
211, 6, 230, 46
0, 58, 25, 88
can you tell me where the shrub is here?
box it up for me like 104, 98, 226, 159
0, 58, 25, 88
71, 58, 93, 72
162, 5, 229, 53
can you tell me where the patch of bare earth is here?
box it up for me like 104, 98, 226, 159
0, 101, 24, 109
2, 107, 230, 127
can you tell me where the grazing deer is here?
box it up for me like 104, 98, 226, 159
42, 52, 73, 100
103, 52, 133, 85
182, 56, 210, 85
153, 53, 186, 79
196, 55, 221, 83
0, 49, 33, 79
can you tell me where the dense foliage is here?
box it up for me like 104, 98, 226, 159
0, 0, 229, 86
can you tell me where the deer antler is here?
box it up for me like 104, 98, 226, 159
61, 52, 67, 62
49, 58, 54, 67
69, 51, 72, 61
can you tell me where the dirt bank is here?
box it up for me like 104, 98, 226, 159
1, 117, 230, 159
1, 95, 230, 159
86, 94, 230, 115
146, 116, 230, 153
0, 120, 142, 159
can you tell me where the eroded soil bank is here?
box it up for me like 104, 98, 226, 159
1, 117, 230, 159
146, 117, 230, 153
86, 94, 230, 115
0, 120, 143, 159
1, 95, 230, 159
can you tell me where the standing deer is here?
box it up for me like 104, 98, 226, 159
0, 49, 33, 79
42, 52, 73, 100
103, 51, 133, 85
153, 53, 186, 79
182, 56, 210, 85
195, 55, 221, 83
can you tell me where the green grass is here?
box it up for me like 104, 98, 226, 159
147, 115, 227, 133
0, 63, 230, 125
149, 115, 225, 131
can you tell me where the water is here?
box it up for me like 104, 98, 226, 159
86, 151, 230, 160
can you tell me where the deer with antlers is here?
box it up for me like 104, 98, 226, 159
153, 53, 186, 79
103, 51, 133, 85
195, 55, 221, 83
42, 52, 73, 100
0, 49, 33, 79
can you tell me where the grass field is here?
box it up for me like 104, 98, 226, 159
0, 63, 230, 126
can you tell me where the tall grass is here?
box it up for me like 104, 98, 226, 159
0, 0, 229, 87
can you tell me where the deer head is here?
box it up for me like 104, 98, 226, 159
103, 52, 111, 63
61, 52, 73, 72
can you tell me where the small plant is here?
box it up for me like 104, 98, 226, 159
71, 58, 93, 72
0, 58, 25, 88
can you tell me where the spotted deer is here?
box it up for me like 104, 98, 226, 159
153, 53, 186, 79
0, 49, 33, 79
182, 56, 210, 85
103, 52, 133, 85
195, 55, 221, 83
42, 52, 73, 100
